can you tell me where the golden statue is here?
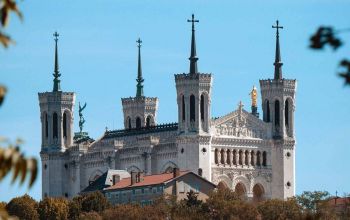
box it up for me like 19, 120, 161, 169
250, 86, 257, 107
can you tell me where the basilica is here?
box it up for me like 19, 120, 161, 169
39, 16, 297, 201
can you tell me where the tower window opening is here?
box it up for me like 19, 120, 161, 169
136, 117, 142, 129
285, 99, 289, 127
265, 100, 270, 122
182, 95, 185, 121
200, 94, 204, 121
146, 116, 151, 127
45, 113, 48, 138
63, 112, 67, 138
190, 95, 195, 122
128, 117, 131, 129
275, 100, 280, 126
53, 112, 58, 138
262, 151, 267, 166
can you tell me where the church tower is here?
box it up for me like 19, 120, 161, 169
175, 14, 213, 180
121, 38, 158, 129
259, 21, 297, 199
39, 32, 75, 198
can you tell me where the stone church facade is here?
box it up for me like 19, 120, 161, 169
39, 17, 297, 201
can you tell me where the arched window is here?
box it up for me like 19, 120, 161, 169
285, 99, 289, 127
128, 117, 132, 129
182, 95, 185, 121
63, 112, 67, 138
235, 182, 247, 200
190, 95, 196, 122
253, 184, 265, 203
262, 151, 267, 166
275, 100, 280, 126
265, 100, 270, 122
45, 113, 48, 138
136, 117, 141, 129
53, 112, 58, 138
146, 116, 151, 127
256, 151, 261, 166
200, 94, 205, 121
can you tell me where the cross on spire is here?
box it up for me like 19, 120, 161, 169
272, 20, 284, 80
136, 38, 142, 48
187, 14, 199, 75
136, 38, 144, 97
187, 14, 199, 31
52, 31, 61, 92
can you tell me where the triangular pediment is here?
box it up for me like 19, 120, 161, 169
213, 109, 271, 139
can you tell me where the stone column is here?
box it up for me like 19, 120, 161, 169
223, 149, 227, 165
235, 150, 239, 166
217, 148, 221, 166
248, 150, 251, 167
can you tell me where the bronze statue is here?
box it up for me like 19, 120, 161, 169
78, 102, 87, 133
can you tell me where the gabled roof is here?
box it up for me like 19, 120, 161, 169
81, 169, 130, 193
104, 171, 216, 191
82, 172, 108, 193
105, 171, 188, 190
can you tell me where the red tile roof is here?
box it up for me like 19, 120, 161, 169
105, 171, 189, 190
328, 197, 350, 206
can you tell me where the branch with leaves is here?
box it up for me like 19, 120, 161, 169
0, 139, 37, 188
0, 0, 22, 48
310, 26, 350, 85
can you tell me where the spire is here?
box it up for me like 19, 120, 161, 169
187, 14, 199, 75
136, 38, 144, 97
52, 31, 61, 92
272, 20, 284, 80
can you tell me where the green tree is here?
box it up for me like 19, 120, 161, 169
5, 194, 38, 220
184, 190, 202, 207
257, 198, 302, 220
296, 191, 330, 213
296, 191, 337, 220
38, 197, 69, 220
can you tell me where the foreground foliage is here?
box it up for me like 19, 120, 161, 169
2, 190, 349, 220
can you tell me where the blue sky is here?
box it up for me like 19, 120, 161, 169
1, 0, 349, 201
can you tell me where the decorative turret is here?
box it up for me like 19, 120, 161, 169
175, 14, 212, 134
121, 38, 158, 129
259, 20, 297, 138
39, 32, 75, 151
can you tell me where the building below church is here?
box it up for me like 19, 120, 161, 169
39, 16, 297, 201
